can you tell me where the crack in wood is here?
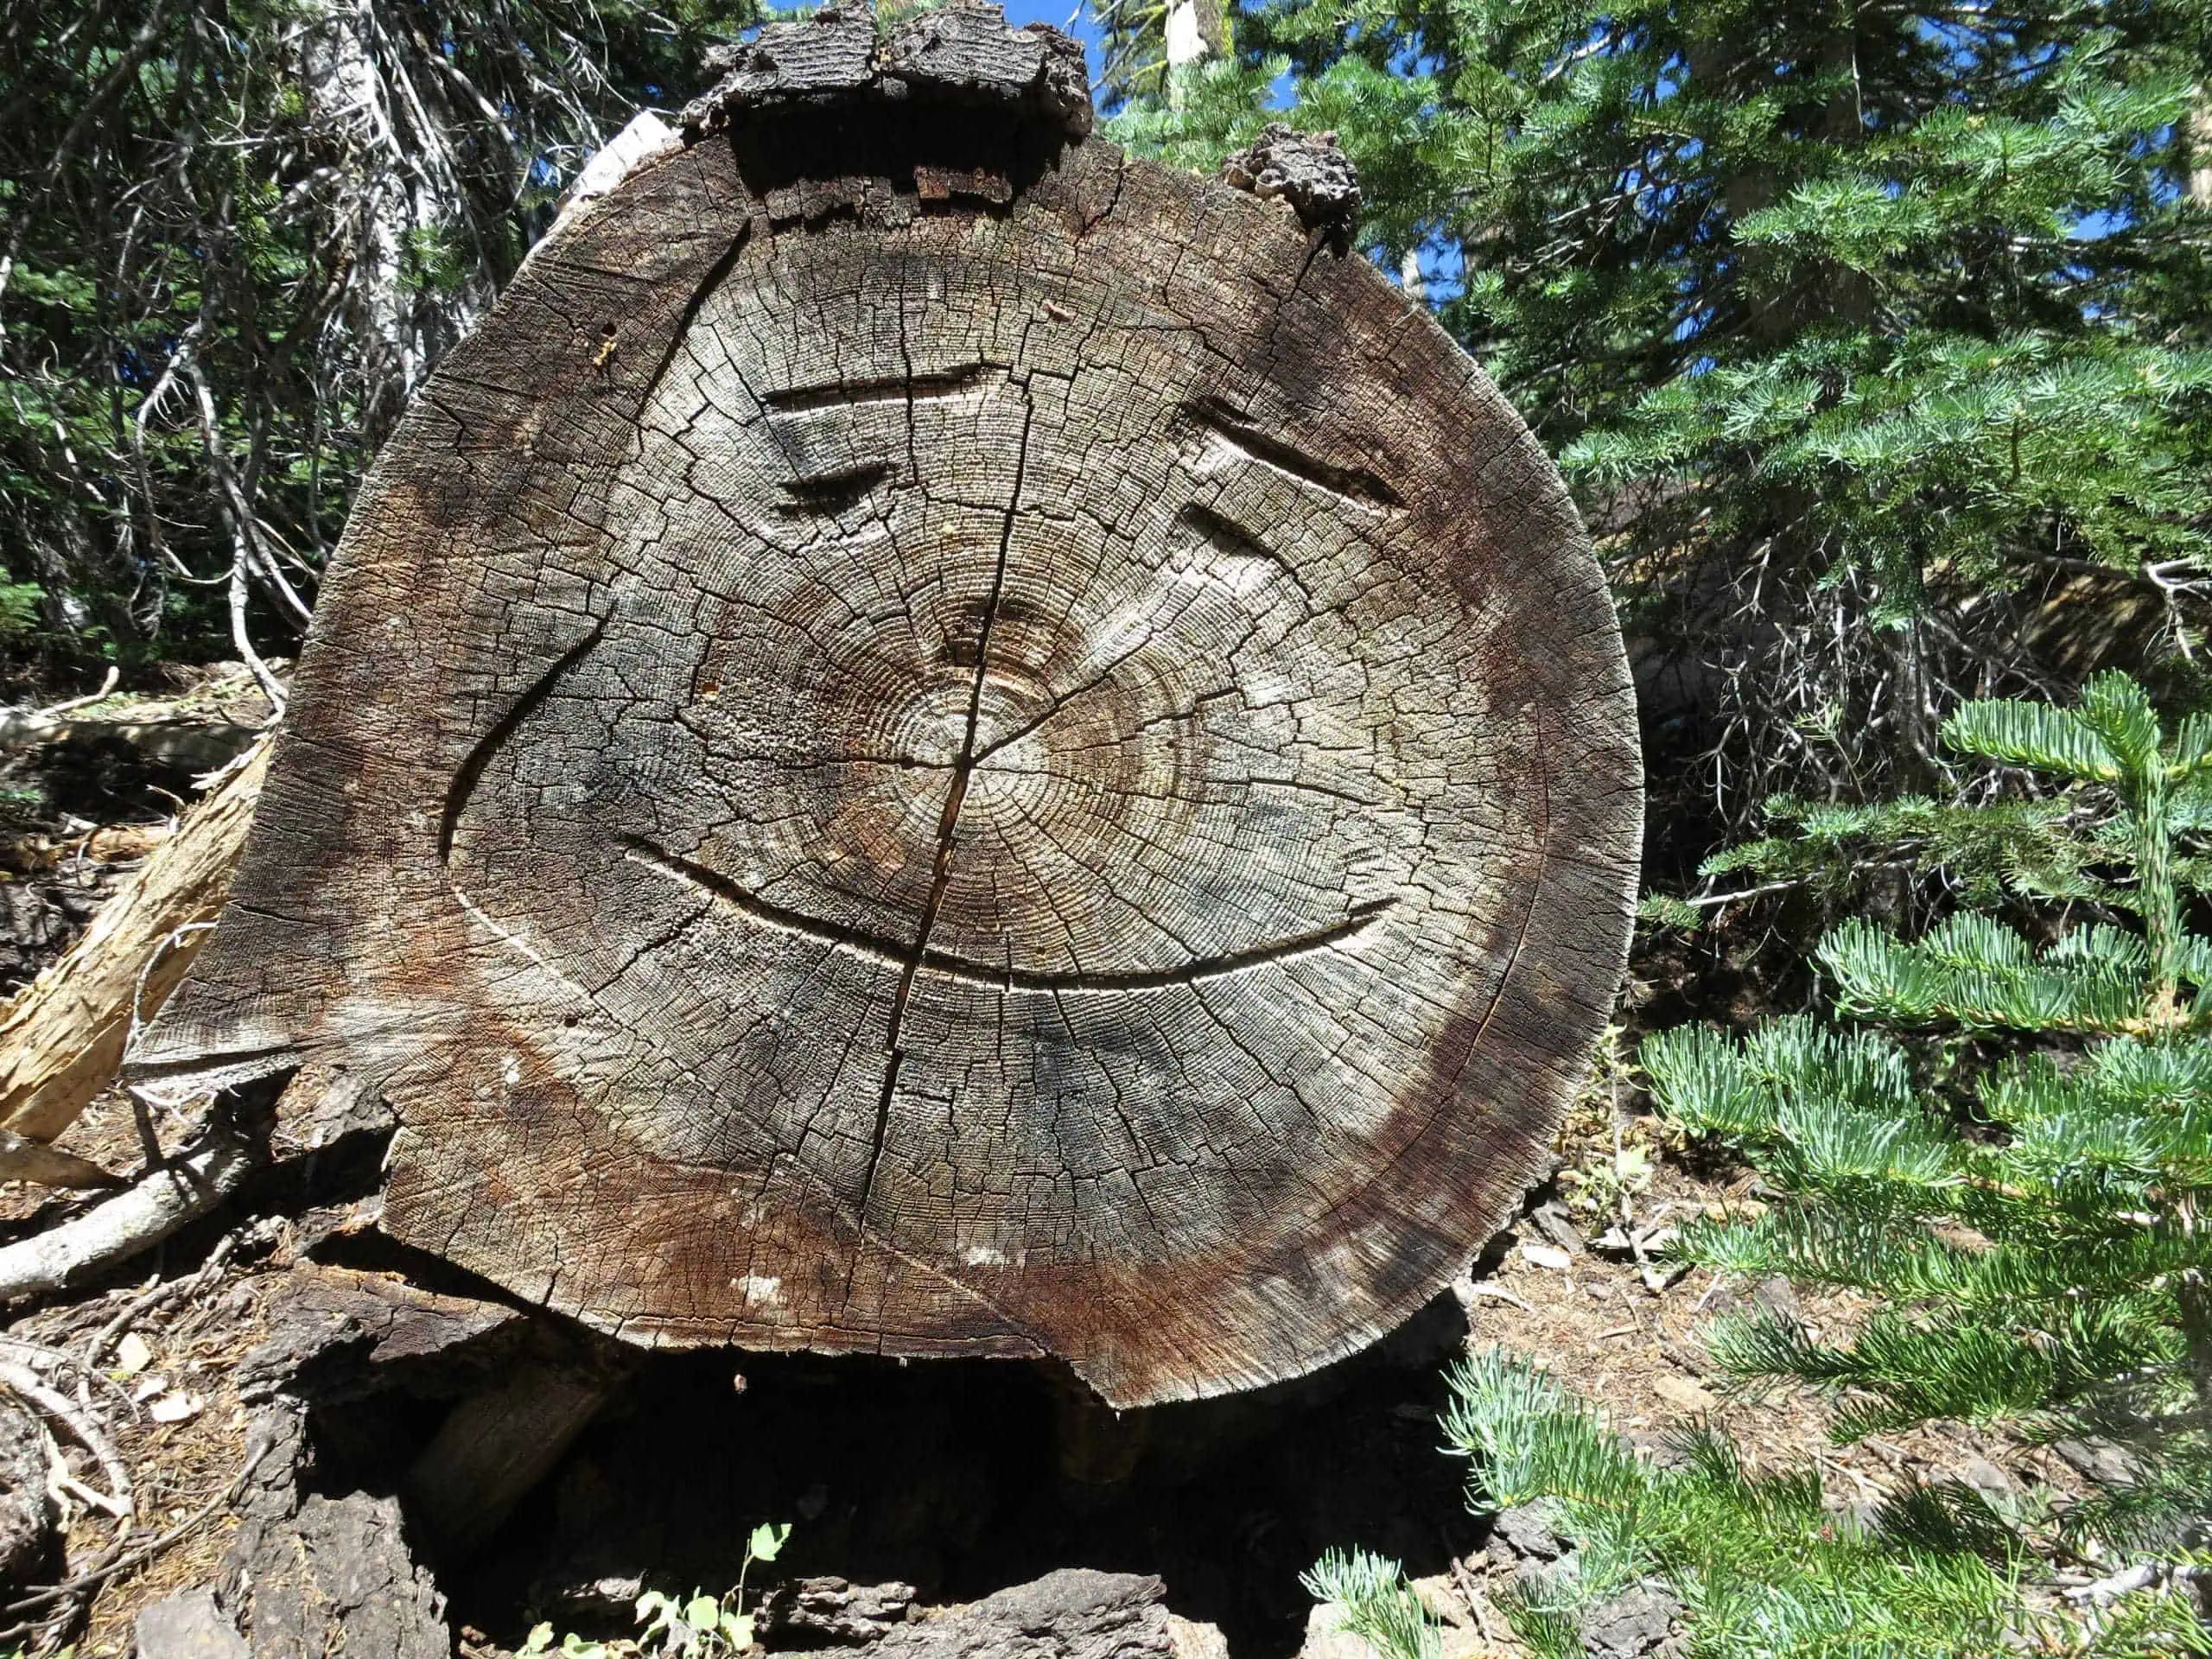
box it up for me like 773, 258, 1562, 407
620, 837, 1393, 993
762, 365, 994, 415
1177, 502, 1316, 606
778, 461, 895, 515
1181, 397, 1404, 509
855, 380, 1036, 1225
439, 619, 609, 866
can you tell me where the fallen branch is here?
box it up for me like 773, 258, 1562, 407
0, 1128, 121, 1189
0, 1334, 141, 1415
0, 1112, 260, 1305
0, 1359, 132, 1518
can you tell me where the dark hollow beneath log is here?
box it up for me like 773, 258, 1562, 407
128, 4, 1641, 1407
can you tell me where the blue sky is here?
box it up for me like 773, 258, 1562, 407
999, 0, 1108, 84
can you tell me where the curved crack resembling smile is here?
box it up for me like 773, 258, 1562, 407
620, 836, 1391, 996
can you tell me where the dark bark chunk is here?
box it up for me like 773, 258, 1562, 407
683, 3, 1091, 140
219, 1402, 449, 1659
1220, 125, 1363, 245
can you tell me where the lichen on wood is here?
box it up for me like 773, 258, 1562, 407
128, 6, 1641, 1408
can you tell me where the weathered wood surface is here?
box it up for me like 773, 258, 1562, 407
129, 5, 1641, 1407
0, 739, 268, 1146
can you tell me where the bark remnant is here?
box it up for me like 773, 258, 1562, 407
1220, 124, 1363, 246
683, 3, 1090, 141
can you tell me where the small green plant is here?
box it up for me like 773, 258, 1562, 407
1324, 676, 2212, 1657
1300, 1547, 1442, 1659
521, 1523, 791, 1659
1444, 1348, 2055, 1659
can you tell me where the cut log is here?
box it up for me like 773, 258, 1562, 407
129, 6, 1642, 1406
0, 739, 268, 1145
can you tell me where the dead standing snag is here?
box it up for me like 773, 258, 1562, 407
127, 5, 1643, 1408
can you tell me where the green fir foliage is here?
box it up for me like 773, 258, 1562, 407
1421, 675, 2212, 1655
1650, 676, 2212, 1602
1103, 0, 2212, 828
1300, 1548, 1444, 1659
1439, 1349, 2081, 1659
0, 0, 755, 690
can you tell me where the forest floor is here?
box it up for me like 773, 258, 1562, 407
0, 681, 2076, 1659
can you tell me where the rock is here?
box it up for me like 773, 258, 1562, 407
1166, 1615, 1230, 1659
1517, 1550, 1578, 1598
1409, 1573, 1475, 1628
872, 1570, 1177, 1659
761, 1577, 919, 1644
1219, 124, 1363, 245
0, 1392, 53, 1586
1578, 1583, 1684, 1658
1519, 1242, 1574, 1272
1752, 1275, 1800, 1319
1530, 1205, 1587, 1256
1300, 1603, 1372, 1659
1490, 1498, 1568, 1560
1958, 1457, 2013, 1499
1298, 1604, 1488, 1659
1617, 1428, 1694, 1473
2051, 1437, 2139, 1487
138, 1588, 251, 1659
1649, 1373, 1714, 1413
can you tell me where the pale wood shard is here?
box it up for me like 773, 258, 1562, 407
0, 740, 269, 1145
127, 14, 1642, 1408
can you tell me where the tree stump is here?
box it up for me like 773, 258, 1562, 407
129, 4, 1641, 1407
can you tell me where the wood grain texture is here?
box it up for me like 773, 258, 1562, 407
127, 86, 1642, 1405
0, 740, 267, 1142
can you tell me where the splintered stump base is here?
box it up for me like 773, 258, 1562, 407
130, 7, 1640, 1406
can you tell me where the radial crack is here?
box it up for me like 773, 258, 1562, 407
855, 380, 1038, 1224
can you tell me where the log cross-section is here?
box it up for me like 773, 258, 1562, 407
128, 5, 1642, 1407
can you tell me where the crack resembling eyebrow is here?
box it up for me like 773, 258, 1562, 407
1182, 397, 1405, 509
760, 365, 994, 415
620, 837, 1390, 995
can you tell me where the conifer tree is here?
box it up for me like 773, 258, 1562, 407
1429, 672, 2212, 1655
0, 0, 753, 690
1104, 0, 2212, 833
